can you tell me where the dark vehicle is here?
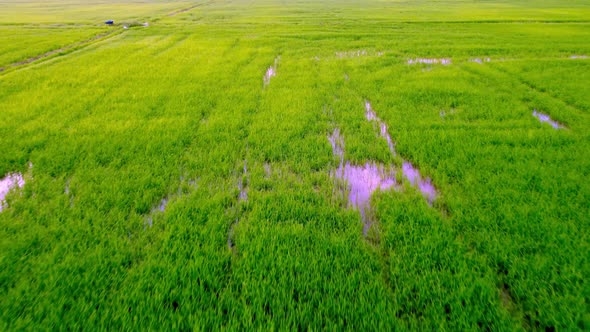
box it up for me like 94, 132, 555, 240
105, 20, 114, 25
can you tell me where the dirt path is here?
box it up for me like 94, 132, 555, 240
0, 29, 121, 73
167, 0, 214, 17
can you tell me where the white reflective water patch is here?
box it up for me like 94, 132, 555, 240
569, 55, 588, 59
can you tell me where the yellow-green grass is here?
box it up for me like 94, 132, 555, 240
1, 0, 589, 330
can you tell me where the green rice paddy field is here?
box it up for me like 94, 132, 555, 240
1, 0, 589, 329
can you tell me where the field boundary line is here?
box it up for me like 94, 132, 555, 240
465, 63, 587, 116
398, 19, 590, 24
491, 65, 587, 115
166, 0, 214, 17
0, 28, 124, 75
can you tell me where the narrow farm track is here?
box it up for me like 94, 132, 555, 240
166, 0, 215, 16
492, 64, 589, 116
0, 29, 122, 73
226, 54, 276, 252
460, 63, 590, 129
218, 50, 275, 253
0, 0, 214, 75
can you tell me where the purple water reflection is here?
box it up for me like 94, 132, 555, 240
365, 101, 378, 121
533, 110, 562, 129
328, 128, 345, 163
470, 57, 491, 64
263, 57, 280, 86
0, 172, 25, 212
380, 123, 396, 154
364, 101, 438, 204
408, 58, 451, 65
146, 197, 168, 227
263, 67, 275, 85
402, 162, 437, 204
156, 198, 168, 212
365, 101, 396, 155
333, 162, 397, 235
336, 50, 383, 59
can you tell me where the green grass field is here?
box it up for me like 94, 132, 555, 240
1, 0, 589, 329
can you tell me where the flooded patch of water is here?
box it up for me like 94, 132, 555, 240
336, 50, 383, 59
0, 172, 25, 212
329, 126, 398, 235
156, 197, 168, 212
380, 123, 396, 155
263, 56, 280, 86
329, 101, 442, 234
336, 50, 367, 58
146, 197, 168, 228
532, 109, 563, 129
569, 55, 588, 59
228, 160, 249, 250
365, 101, 396, 155
328, 128, 345, 164
238, 161, 248, 202
365, 101, 378, 121
144, 176, 197, 228
333, 162, 398, 235
365, 101, 438, 204
402, 162, 437, 204
407, 58, 451, 65
470, 57, 491, 64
